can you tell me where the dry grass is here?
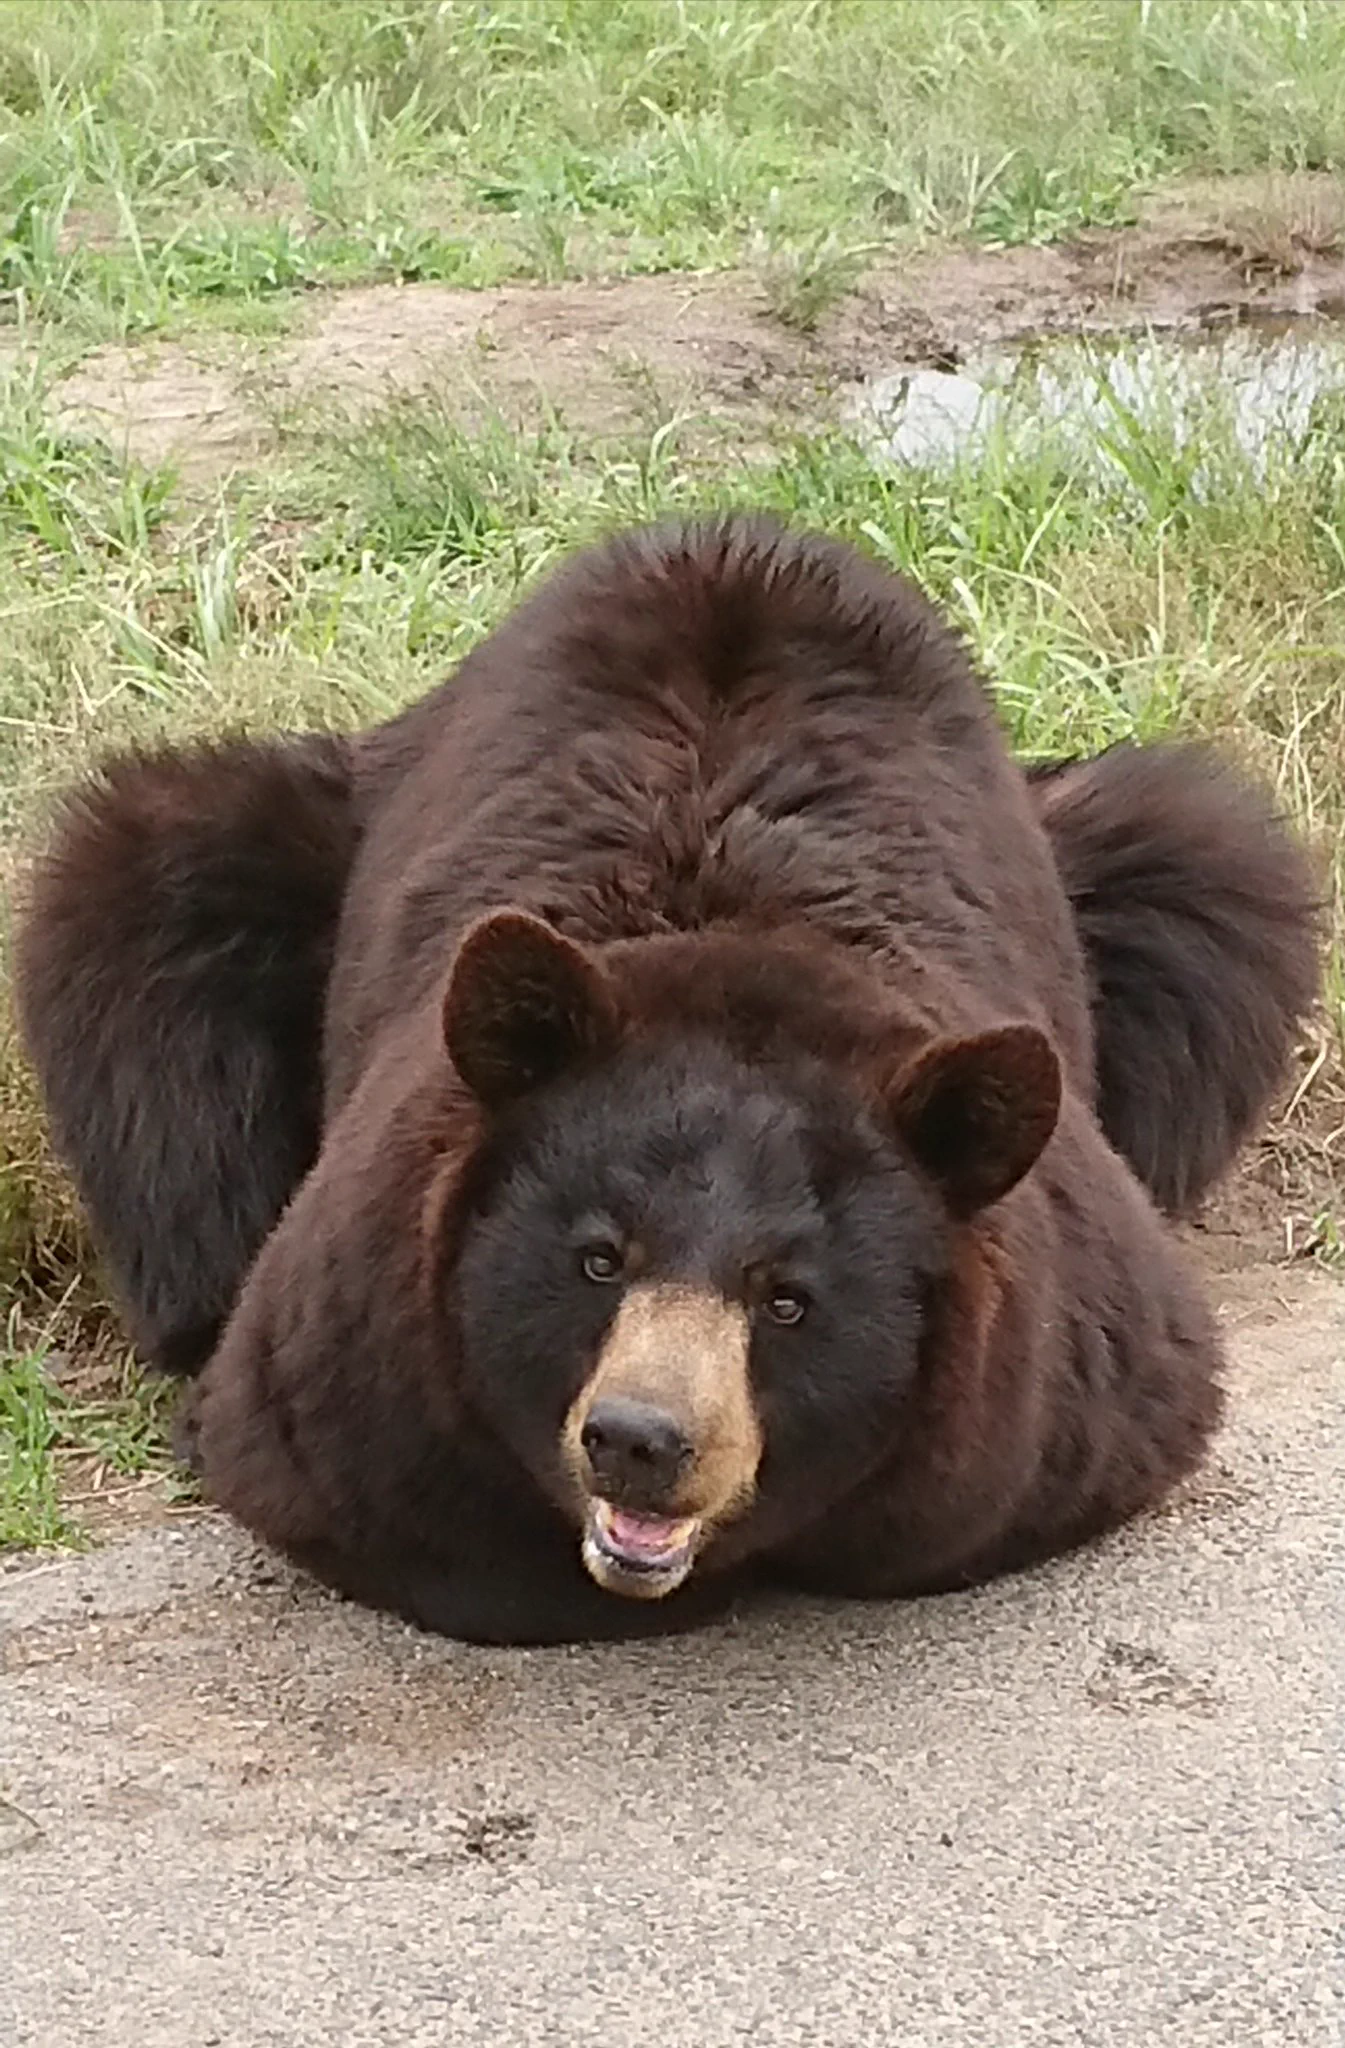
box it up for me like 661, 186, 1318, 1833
1216, 171, 1345, 276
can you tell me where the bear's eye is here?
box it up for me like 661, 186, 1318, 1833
765, 1288, 808, 1327
580, 1244, 624, 1285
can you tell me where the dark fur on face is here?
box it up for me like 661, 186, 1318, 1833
454, 1037, 945, 1585
445, 910, 1059, 1602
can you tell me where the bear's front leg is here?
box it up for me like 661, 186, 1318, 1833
288, 1524, 742, 1648
182, 1296, 740, 1647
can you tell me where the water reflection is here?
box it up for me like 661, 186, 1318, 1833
848, 325, 1345, 483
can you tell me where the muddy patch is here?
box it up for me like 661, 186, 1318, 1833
281, 271, 826, 428
44, 188, 1345, 484
53, 272, 832, 481
53, 347, 269, 482
836, 227, 1345, 375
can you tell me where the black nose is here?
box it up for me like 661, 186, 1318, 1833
580, 1398, 692, 1496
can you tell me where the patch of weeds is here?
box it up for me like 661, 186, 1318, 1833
752, 220, 882, 335
0, 180, 80, 302
30, 218, 510, 339
0, 1311, 178, 1552
149, 219, 317, 300
0, 1338, 80, 1550
1303, 1208, 1344, 1268
53, 1350, 177, 1480
635, 108, 760, 232
295, 390, 565, 568
165, 290, 304, 342
515, 207, 575, 286
0, 364, 176, 557
975, 157, 1142, 247
283, 73, 438, 228
1217, 171, 1345, 278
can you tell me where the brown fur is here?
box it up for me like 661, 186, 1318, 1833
13, 515, 1322, 1644
1027, 743, 1322, 1214
12, 735, 358, 1373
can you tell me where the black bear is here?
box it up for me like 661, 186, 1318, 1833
14, 516, 1320, 1644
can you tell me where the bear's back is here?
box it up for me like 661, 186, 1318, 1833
326, 517, 1091, 1111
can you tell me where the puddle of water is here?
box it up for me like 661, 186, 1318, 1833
849, 322, 1345, 488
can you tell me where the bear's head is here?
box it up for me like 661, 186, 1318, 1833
438, 910, 1060, 1603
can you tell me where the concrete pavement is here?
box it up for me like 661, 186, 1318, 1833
2, 1265, 1341, 2047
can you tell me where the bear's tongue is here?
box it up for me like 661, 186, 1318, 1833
598, 1504, 694, 1561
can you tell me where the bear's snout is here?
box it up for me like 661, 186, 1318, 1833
580, 1396, 693, 1504
562, 1282, 764, 1599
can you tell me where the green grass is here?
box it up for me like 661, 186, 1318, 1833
1, 1, 1345, 337
3, 342, 1342, 970
1, 1, 1344, 1547
0, 1313, 179, 1550
0, 1343, 76, 1548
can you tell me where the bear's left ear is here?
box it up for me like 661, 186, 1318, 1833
443, 909, 619, 1110
885, 1023, 1061, 1217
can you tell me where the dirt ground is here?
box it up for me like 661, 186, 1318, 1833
51, 180, 1345, 481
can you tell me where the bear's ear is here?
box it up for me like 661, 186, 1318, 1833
443, 909, 619, 1109
885, 1023, 1061, 1217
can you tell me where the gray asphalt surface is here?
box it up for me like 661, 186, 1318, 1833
2, 1265, 1341, 2048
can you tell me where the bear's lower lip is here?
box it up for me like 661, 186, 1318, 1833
581, 1500, 701, 1599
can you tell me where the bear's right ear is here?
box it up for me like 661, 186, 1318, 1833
443, 909, 619, 1110
885, 1023, 1061, 1217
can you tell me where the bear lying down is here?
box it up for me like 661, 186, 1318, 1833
15, 516, 1321, 1643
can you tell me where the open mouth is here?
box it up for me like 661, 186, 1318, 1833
581, 1500, 702, 1599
